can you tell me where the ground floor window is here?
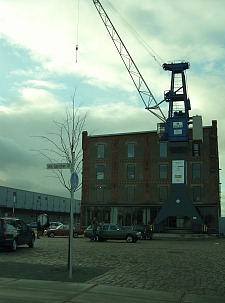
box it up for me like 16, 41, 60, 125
82, 206, 160, 226
81, 205, 219, 231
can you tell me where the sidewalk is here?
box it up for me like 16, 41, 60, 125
0, 278, 224, 303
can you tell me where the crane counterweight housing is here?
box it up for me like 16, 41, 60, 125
93, 0, 204, 233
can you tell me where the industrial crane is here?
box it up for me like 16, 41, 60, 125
93, 0, 203, 232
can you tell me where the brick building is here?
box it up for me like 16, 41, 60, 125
81, 120, 220, 232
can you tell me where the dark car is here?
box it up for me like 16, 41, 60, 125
27, 222, 37, 228
132, 225, 153, 240
46, 224, 84, 238
84, 223, 141, 243
0, 218, 18, 251
0, 217, 35, 251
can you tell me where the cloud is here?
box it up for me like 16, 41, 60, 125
0, 0, 224, 213
0, 137, 37, 168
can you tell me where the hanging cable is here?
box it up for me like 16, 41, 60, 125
76, 0, 81, 63
103, 0, 164, 67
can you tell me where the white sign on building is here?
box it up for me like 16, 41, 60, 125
172, 160, 185, 184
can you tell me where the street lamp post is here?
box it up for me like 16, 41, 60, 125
12, 192, 16, 217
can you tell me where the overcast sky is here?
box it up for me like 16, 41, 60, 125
0, 0, 224, 214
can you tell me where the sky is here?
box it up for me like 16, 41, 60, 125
0, 0, 224, 214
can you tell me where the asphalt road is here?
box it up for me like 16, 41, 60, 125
0, 235, 225, 297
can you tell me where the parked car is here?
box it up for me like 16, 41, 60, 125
27, 222, 37, 228
44, 222, 63, 235
84, 223, 141, 243
0, 217, 35, 252
46, 224, 84, 238
132, 224, 153, 240
49, 222, 63, 229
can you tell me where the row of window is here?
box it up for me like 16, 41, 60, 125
159, 163, 201, 179
96, 163, 201, 180
97, 143, 136, 159
96, 142, 201, 159
96, 185, 202, 203
159, 186, 201, 202
96, 163, 136, 180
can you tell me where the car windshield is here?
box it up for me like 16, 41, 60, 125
7, 223, 16, 230
5, 219, 15, 227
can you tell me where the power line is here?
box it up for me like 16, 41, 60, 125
103, 0, 164, 67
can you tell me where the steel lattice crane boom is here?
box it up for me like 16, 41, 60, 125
93, 0, 166, 122
93, 0, 203, 232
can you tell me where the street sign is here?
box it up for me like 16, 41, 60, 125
70, 172, 79, 190
46, 163, 71, 170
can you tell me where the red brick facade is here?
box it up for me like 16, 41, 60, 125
81, 120, 220, 232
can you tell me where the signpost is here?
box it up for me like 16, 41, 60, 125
46, 161, 77, 279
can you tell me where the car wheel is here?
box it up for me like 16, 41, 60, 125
73, 232, 78, 238
49, 232, 55, 238
125, 234, 134, 243
28, 237, 35, 248
10, 239, 17, 252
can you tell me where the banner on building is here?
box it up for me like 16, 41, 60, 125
172, 160, 185, 184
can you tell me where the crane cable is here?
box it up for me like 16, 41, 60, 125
76, 0, 81, 63
103, 0, 164, 67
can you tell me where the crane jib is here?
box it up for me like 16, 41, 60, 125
93, 0, 166, 122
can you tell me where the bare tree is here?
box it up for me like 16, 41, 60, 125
33, 91, 87, 194
32, 90, 88, 278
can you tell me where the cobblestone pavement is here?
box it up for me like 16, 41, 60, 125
0, 235, 225, 297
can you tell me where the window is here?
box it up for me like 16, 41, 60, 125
103, 224, 109, 231
127, 164, 135, 180
110, 225, 117, 231
97, 144, 105, 158
96, 187, 104, 202
127, 186, 135, 202
159, 186, 168, 202
127, 143, 135, 158
192, 142, 200, 156
96, 165, 105, 180
159, 164, 168, 179
193, 186, 201, 202
192, 163, 201, 179
160, 142, 167, 157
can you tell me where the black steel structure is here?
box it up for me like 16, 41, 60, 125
92, 1, 213, 232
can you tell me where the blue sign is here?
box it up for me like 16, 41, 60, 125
70, 172, 79, 190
